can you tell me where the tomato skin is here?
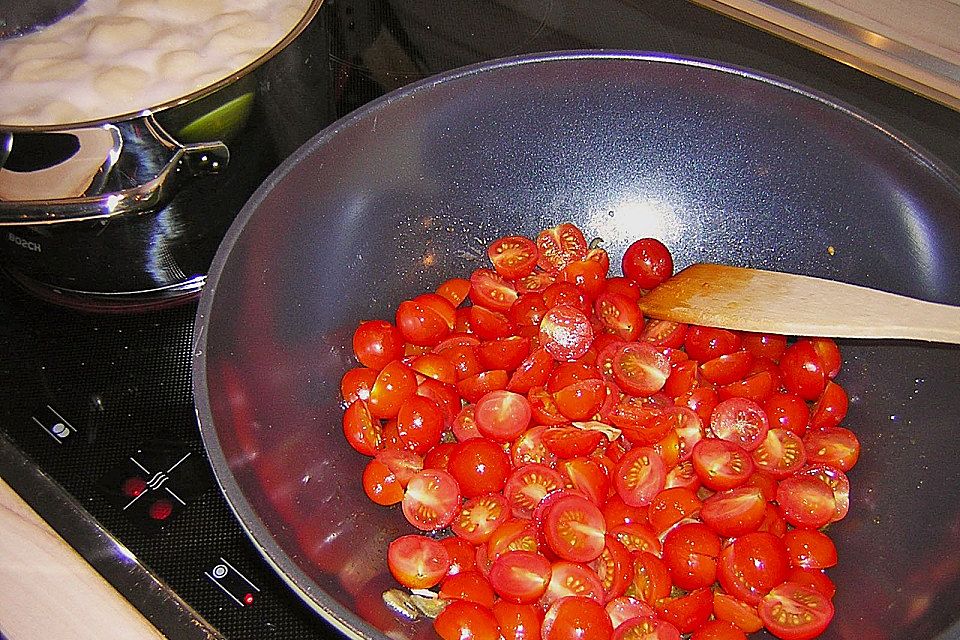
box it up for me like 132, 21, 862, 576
700, 485, 767, 537
779, 341, 827, 400
796, 463, 850, 522
340, 367, 378, 404
718, 532, 790, 606
764, 392, 810, 437
713, 591, 763, 633
783, 528, 838, 569
622, 238, 673, 289
493, 601, 542, 640
342, 399, 381, 456
442, 535, 477, 575
440, 570, 497, 608
489, 235, 539, 279
662, 523, 722, 590
536, 223, 589, 274
786, 567, 836, 599
540, 305, 594, 361
700, 350, 754, 386
648, 486, 703, 535
776, 475, 836, 529
614, 446, 666, 507
362, 457, 404, 505
542, 596, 614, 640
809, 380, 848, 430
803, 426, 860, 472
691, 619, 748, 640
691, 438, 755, 491
685, 326, 742, 362
742, 333, 788, 363
368, 360, 419, 419
559, 258, 607, 299
758, 581, 834, 640
543, 493, 607, 562
478, 335, 532, 372
488, 550, 552, 604
396, 294, 455, 346
447, 438, 512, 498
641, 319, 688, 349
656, 587, 714, 634
553, 379, 606, 421
352, 319, 405, 370
808, 337, 842, 378
434, 600, 501, 640
395, 395, 444, 454
387, 534, 451, 589
401, 468, 461, 531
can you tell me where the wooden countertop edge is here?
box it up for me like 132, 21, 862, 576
690, 0, 960, 112
0, 476, 167, 640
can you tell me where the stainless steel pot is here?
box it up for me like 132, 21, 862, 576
0, 0, 331, 309
193, 52, 960, 639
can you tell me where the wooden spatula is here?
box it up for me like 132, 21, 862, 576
636, 263, 960, 344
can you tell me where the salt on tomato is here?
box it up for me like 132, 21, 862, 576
539, 304, 594, 361
709, 397, 769, 451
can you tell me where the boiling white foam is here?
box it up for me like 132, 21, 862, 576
0, 0, 314, 127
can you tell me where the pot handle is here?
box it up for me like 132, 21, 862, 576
0, 114, 229, 226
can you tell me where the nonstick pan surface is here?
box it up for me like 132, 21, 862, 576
194, 52, 960, 640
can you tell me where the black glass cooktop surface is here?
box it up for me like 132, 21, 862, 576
1, 1, 959, 638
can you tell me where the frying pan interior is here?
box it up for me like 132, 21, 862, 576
194, 52, 960, 640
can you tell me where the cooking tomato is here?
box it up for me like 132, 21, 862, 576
712, 591, 763, 633
691, 438, 755, 491
751, 427, 807, 478
614, 446, 666, 507
664, 459, 701, 492
451, 492, 511, 545
361, 457, 403, 505
478, 335, 532, 372
776, 475, 836, 529
342, 399, 381, 456
396, 293, 455, 346
759, 581, 835, 640
352, 319, 405, 370
470, 267, 519, 312
510, 292, 549, 327
611, 342, 671, 397
543, 493, 607, 562
779, 341, 827, 400
710, 397, 769, 451
718, 532, 790, 605
718, 369, 778, 404
510, 424, 557, 467
622, 238, 673, 289
640, 319, 688, 349
700, 485, 767, 537
367, 360, 419, 419
436, 277, 472, 306
611, 522, 662, 556
700, 350, 754, 386
763, 392, 810, 437
595, 292, 644, 341
434, 600, 501, 640
440, 570, 497, 608
691, 619, 748, 640
493, 601, 543, 640
809, 380, 849, 430
469, 305, 515, 340
487, 550, 552, 604
441, 535, 477, 575
474, 390, 532, 442
459, 369, 510, 404
808, 337, 842, 378
488, 235, 539, 279
395, 395, 444, 454
542, 596, 614, 640
783, 528, 838, 569
508, 348, 555, 394
553, 379, 606, 421
340, 366, 377, 405
559, 258, 607, 299
684, 326, 741, 362
662, 522, 721, 590
612, 616, 681, 640
503, 463, 566, 518
401, 468, 461, 531
543, 281, 591, 313
541, 426, 603, 459
592, 534, 634, 602
536, 223, 588, 273
448, 437, 512, 498
786, 567, 836, 598
797, 463, 850, 522
387, 534, 450, 589
803, 426, 860, 471
656, 587, 714, 634
647, 486, 702, 535
629, 551, 672, 604
741, 332, 787, 363
542, 561, 606, 606
540, 304, 594, 361
560, 457, 610, 506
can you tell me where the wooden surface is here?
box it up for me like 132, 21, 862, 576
0, 476, 166, 640
638, 264, 960, 343
690, 0, 960, 111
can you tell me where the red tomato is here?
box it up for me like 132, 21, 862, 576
440, 570, 497, 608
536, 223, 588, 273
542, 596, 614, 640
448, 438, 512, 498
602, 276, 642, 301
808, 337, 842, 378
709, 397, 769, 451
474, 390, 532, 442
622, 238, 673, 289
803, 426, 860, 471
610, 342, 671, 397
614, 446, 666, 507
453, 404, 482, 441
542, 561, 606, 606
559, 258, 607, 299
684, 326, 742, 362
478, 336, 532, 372
361, 457, 404, 505
786, 567, 837, 598
452, 492, 511, 544
664, 459, 702, 492
611, 522, 662, 556
776, 475, 836, 529
691, 619, 748, 640
647, 486, 703, 535
436, 277, 472, 306
367, 360, 419, 419
434, 600, 501, 640
759, 582, 835, 640
508, 348, 555, 394
493, 601, 543, 640
796, 463, 850, 522
713, 591, 763, 633
469, 305, 516, 340
630, 551, 673, 604
503, 464, 566, 518
640, 319, 688, 349
340, 367, 378, 404
779, 341, 827, 400
764, 392, 810, 437
487, 519, 540, 562
352, 319, 405, 370
553, 379, 606, 421
700, 350, 754, 386
751, 427, 807, 478
387, 534, 450, 589
560, 457, 610, 506
718, 532, 790, 605
691, 438, 755, 491
442, 535, 477, 575
488, 550, 552, 604
657, 587, 714, 633
662, 522, 721, 591
395, 395, 444, 454
459, 369, 510, 404
342, 399, 381, 456
543, 493, 607, 562
809, 380, 849, 430
540, 305, 594, 361
488, 235, 539, 279
592, 534, 634, 602
396, 294, 455, 346
595, 292, 644, 341
700, 486, 767, 537
741, 332, 787, 363
719, 370, 778, 404
470, 268, 519, 312
612, 616, 681, 640
510, 424, 557, 468
517, 271, 556, 293
401, 468, 461, 531
543, 282, 591, 312
783, 528, 838, 569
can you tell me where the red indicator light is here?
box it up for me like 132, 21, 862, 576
121, 477, 147, 498
243, 593, 255, 605
148, 499, 174, 521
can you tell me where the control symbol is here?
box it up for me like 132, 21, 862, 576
32, 405, 77, 444
123, 453, 190, 511
205, 557, 260, 607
